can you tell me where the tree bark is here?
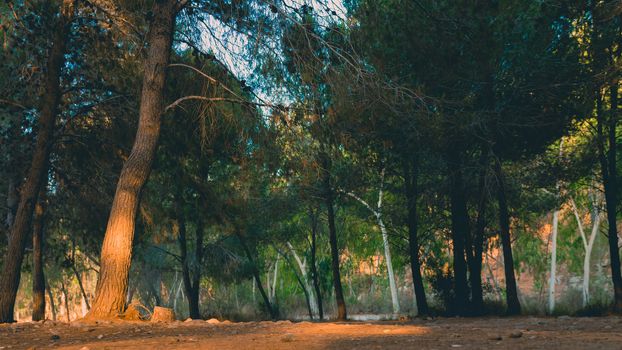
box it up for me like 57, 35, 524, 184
0, 0, 74, 323
321, 154, 347, 321
308, 208, 324, 320
447, 150, 470, 315
493, 157, 521, 315
32, 197, 46, 321
86, 0, 179, 319
404, 156, 429, 315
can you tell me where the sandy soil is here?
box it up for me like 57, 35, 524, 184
1, 316, 621, 349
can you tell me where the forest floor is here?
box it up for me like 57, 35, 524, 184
2, 315, 622, 349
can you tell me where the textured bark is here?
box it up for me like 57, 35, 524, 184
0, 0, 73, 323
308, 208, 324, 320
448, 150, 470, 315
238, 233, 277, 320
32, 198, 46, 321
86, 0, 178, 319
175, 186, 201, 319
321, 155, 347, 321
494, 158, 521, 315
404, 157, 429, 315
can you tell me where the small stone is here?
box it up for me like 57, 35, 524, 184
281, 333, 295, 342
451, 345, 462, 348
97, 334, 104, 340
80, 347, 90, 350
509, 331, 523, 339
50, 334, 61, 341
383, 329, 391, 334
488, 335, 502, 341
557, 315, 571, 320
221, 320, 232, 325
184, 318, 193, 323
206, 318, 220, 324
604, 325, 613, 330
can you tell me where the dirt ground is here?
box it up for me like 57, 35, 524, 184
1, 316, 622, 350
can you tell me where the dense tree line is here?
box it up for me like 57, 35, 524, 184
0, 0, 620, 322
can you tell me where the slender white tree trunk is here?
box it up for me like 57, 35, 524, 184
343, 165, 400, 315
287, 242, 319, 317
271, 257, 279, 301
570, 193, 602, 307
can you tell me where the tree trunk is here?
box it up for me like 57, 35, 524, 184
46, 279, 56, 321
548, 140, 563, 314
238, 233, 277, 319
321, 154, 347, 321
32, 197, 46, 321
61, 279, 71, 322
0, 0, 74, 323
5, 177, 18, 241
548, 205, 559, 314
493, 157, 521, 315
470, 151, 488, 313
281, 244, 314, 319
404, 156, 429, 315
308, 208, 324, 320
87, 0, 179, 319
448, 150, 470, 315
176, 186, 200, 319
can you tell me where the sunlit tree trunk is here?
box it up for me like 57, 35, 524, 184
32, 196, 46, 321
493, 157, 521, 315
0, 0, 74, 323
87, 0, 179, 319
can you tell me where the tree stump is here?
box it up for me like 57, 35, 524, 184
151, 306, 175, 322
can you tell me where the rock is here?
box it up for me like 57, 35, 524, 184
151, 306, 175, 323
206, 318, 220, 324
275, 320, 291, 325
221, 320, 232, 325
79, 347, 90, 350
184, 318, 194, 322
557, 315, 571, 320
488, 335, 502, 341
281, 333, 295, 342
97, 334, 104, 340
50, 334, 61, 341
509, 331, 523, 339
450, 345, 462, 348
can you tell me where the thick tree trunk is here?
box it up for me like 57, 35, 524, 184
308, 208, 324, 320
32, 197, 46, 321
238, 233, 277, 319
87, 0, 178, 319
493, 157, 521, 315
470, 151, 488, 314
404, 156, 429, 315
0, 0, 73, 323
321, 155, 347, 321
448, 151, 470, 315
